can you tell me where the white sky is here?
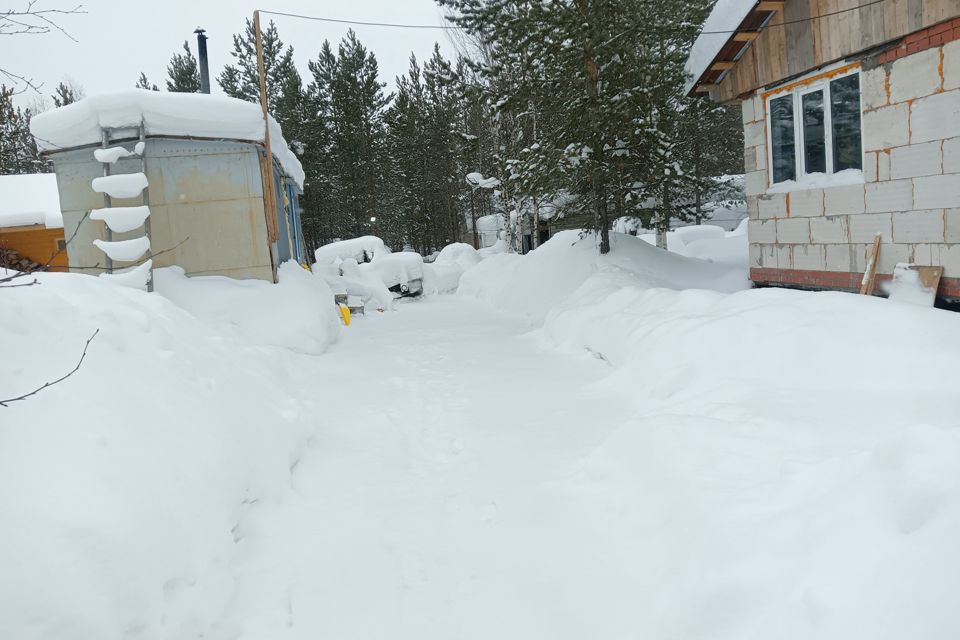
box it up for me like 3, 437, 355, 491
3, 0, 459, 107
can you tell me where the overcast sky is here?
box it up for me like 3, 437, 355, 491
3, 0, 459, 107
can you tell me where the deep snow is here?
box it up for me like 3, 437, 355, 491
2, 232, 960, 639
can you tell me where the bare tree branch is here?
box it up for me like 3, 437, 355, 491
0, 2, 86, 90
0, 328, 98, 408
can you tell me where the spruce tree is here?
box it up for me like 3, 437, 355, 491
166, 41, 201, 93
51, 81, 81, 107
0, 86, 46, 174
218, 19, 299, 113
135, 72, 160, 91
218, 19, 306, 154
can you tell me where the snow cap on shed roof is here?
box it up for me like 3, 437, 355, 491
29, 90, 304, 188
0, 173, 63, 229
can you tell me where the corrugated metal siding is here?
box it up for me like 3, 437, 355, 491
51, 139, 276, 281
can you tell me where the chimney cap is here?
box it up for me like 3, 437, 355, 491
194, 27, 206, 35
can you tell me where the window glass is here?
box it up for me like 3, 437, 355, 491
769, 94, 796, 183
830, 74, 862, 172
802, 90, 826, 174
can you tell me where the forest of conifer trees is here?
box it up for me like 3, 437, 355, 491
1, 1, 746, 255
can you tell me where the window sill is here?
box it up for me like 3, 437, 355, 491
767, 169, 864, 194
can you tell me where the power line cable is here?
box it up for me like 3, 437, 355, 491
258, 0, 890, 36
257, 9, 461, 30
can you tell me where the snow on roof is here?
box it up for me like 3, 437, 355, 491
0, 173, 63, 229
684, 0, 759, 94
30, 90, 305, 188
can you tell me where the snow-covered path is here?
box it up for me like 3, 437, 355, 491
225, 296, 638, 639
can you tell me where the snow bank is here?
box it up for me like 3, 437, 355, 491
682, 227, 749, 266
30, 90, 305, 188
98, 259, 152, 289
0, 172, 63, 229
461, 223, 960, 638
684, 0, 758, 93
0, 269, 324, 637
459, 230, 749, 324
154, 261, 339, 354
537, 285, 960, 639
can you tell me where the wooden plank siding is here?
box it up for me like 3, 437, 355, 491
714, 0, 960, 102
0, 226, 68, 271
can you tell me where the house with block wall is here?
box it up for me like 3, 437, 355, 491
686, 0, 960, 302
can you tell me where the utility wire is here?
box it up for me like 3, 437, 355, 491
257, 9, 460, 30
259, 0, 890, 36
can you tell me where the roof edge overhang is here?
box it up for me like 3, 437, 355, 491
687, 0, 786, 99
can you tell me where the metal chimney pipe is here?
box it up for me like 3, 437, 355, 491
194, 27, 211, 94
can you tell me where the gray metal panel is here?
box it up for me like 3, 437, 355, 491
50, 138, 275, 281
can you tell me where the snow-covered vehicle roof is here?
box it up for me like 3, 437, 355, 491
366, 252, 424, 289
29, 90, 305, 188
314, 236, 389, 265
0, 173, 63, 229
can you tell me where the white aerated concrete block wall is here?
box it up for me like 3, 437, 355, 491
748, 38, 960, 285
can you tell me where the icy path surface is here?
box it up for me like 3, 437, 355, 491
226, 296, 634, 638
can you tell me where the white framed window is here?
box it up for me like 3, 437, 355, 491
765, 68, 863, 186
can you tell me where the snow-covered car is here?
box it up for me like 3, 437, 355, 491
366, 252, 425, 298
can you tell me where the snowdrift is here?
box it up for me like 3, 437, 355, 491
538, 285, 960, 639
459, 224, 960, 639
459, 229, 749, 324
154, 262, 340, 354
0, 267, 336, 637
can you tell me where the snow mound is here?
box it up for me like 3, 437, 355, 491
0, 269, 321, 637
538, 284, 960, 639
30, 90, 305, 188
154, 261, 340, 354
435, 242, 482, 271
671, 223, 726, 243
459, 230, 749, 324
682, 232, 748, 266
0, 173, 63, 229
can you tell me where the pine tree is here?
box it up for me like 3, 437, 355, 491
166, 41, 201, 92
219, 19, 306, 155
51, 80, 82, 107
0, 86, 46, 174
218, 19, 300, 113
327, 31, 390, 241
135, 72, 160, 91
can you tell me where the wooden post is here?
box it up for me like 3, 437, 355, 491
860, 235, 882, 295
254, 10, 280, 280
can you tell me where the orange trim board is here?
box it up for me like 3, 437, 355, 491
761, 62, 862, 100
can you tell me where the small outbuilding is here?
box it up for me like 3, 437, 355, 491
686, 0, 960, 302
30, 90, 307, 283
0, 173, 67, 272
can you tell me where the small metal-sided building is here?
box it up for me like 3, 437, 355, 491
30, 90, 307, 282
